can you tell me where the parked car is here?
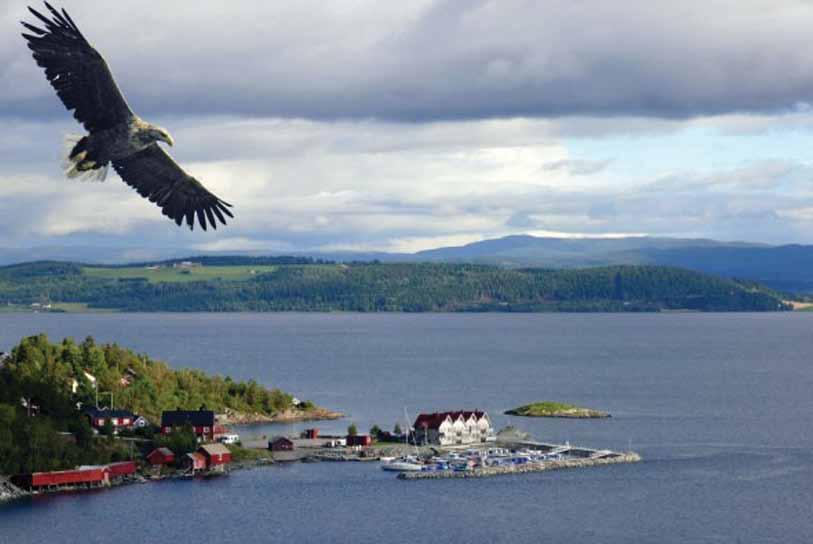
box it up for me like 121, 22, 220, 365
218, 433, 240, 445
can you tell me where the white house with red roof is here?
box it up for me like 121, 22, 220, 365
413, 410, 493, 446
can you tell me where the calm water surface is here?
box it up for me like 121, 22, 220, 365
1, 313, 812, 543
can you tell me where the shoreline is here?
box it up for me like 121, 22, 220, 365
217, 408, 344, 426
1, 444, 641, 504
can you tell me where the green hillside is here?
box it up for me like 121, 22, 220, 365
0, 260, 791, 313
0, 334, 311, 474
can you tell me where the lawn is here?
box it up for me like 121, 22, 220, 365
82, 265, 279, 283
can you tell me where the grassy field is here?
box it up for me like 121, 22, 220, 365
82, 265, 279, 283
0, 302, 114, 313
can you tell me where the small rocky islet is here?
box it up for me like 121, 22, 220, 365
505, 401, 610, 419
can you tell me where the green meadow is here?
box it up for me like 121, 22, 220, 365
82, 265, 279, 283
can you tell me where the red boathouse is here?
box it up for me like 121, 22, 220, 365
198, 444, 232, 471
147, 447, 176, 466
106, 461, 137, 478
12, 467, 107, 491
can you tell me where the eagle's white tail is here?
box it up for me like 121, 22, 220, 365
62, 134, 108, 182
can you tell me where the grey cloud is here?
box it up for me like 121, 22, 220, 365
641, 160, 813, 195
541, 159, 612, 176
505, 212, 536, 228
5, 0, 813, 122
4, 109, 813, 252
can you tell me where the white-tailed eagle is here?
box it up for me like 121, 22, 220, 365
21, 2, 233, 230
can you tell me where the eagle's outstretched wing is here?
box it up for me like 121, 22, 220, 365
21, 2, 132, 132
112, 144, 233, 231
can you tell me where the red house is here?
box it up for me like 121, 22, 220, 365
198, 444, 231, 471
347, 435, 372, 447
269, 437, 294, 451
161, 409, 225, 442
146, 447, 175, 466
82, 407, 137, 433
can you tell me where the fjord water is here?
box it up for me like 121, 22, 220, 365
1, 313, 812, 543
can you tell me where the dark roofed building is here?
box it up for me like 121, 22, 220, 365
160, 409, 223, 441
82, 407, 136, 433
161, 409, 215, 427
413, 410, 492, 446
269, 437, 295, 451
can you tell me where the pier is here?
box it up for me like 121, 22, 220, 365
398, 452, 641, 480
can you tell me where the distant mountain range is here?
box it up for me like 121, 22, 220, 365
395, 236, 813, 292
3, 235, 813, 292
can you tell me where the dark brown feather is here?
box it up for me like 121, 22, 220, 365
21, 4, 132, 132
112, 144, 233, 231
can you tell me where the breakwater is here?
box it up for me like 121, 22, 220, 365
398, 452, 641, 480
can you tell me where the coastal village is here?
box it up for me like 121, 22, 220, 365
0, 338, 639, 503
1, 400, 639, 501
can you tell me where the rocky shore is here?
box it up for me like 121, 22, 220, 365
0, 477, 28, 503
398, 452, 641, 480
216, 407, 343, 426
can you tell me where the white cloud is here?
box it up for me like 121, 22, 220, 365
3, 112, 813, 249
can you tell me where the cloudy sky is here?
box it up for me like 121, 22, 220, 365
3, 0, 813, 254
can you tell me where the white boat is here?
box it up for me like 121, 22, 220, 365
381, 406, 425, 472
381, 460, 424, 472
381, 456, 424, 472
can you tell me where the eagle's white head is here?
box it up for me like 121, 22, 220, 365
145, 125, 174, 147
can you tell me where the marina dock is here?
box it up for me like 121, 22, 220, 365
398, 451, 641, 480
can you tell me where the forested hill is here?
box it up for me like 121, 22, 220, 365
0, 260, 790, 312
0, 334, 313, 475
